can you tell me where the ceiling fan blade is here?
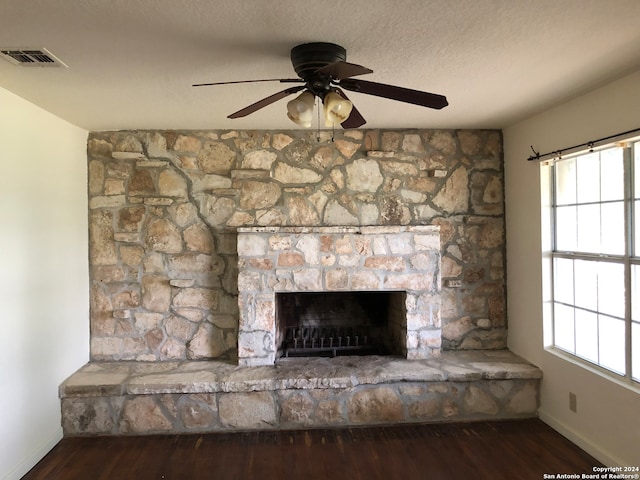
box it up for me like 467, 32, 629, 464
339, 78, 448, 110
315, 61, 373, 80
227, 85, 306, 118
334, 88, 366, 128
192, 78, 303, 87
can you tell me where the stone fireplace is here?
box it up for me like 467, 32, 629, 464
237, 226, 441, 366
58, 128, 543, 437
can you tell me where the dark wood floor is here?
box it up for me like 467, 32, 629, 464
23, 419, 601, 480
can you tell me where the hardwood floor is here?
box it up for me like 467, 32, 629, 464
22, 419, 601, 480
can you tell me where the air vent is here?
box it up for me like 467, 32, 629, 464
0, 48, 67, 67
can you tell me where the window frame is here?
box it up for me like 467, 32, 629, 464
547, 137, 640, 388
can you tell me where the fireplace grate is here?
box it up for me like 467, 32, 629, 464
282, 326, 379, 358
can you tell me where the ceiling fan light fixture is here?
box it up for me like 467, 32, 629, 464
286, 91, 315, 127
323, 92, 353, 127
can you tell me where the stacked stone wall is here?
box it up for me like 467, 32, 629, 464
87, 129, 505, 361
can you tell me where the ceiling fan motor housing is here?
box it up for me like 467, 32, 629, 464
290, 42, 346, 83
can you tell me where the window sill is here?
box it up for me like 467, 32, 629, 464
544, 346, 640, 395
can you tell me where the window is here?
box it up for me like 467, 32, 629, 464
550, 139, 640, 384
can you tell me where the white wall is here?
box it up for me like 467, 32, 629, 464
0, 88, 89, 480
504, 70, 640, 466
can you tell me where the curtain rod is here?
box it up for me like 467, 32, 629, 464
527, 127, 640, 162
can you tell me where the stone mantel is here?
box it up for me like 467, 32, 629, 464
237, 225, 440, 235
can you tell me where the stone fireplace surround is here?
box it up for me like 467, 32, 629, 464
237, 225, 441, 366
59, 128, 543, 436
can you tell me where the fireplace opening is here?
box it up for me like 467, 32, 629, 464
275, 291, 407, 358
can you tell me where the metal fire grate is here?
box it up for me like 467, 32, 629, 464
282, 326, 378, 358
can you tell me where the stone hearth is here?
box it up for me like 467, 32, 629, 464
60, 350, 541, 436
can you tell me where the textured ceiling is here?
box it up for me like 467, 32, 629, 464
1, 0, 639, 132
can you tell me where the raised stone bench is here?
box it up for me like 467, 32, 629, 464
60, 350, 542, 436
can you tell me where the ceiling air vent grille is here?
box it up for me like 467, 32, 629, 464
0, 48, 67, 67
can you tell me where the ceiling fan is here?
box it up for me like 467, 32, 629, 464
193, 42, 448, 129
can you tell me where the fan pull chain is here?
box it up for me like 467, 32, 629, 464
316, 96, 321, 142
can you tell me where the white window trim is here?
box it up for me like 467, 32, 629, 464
541, 137, 640, 392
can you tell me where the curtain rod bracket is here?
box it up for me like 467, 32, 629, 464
529, 145, 540, 161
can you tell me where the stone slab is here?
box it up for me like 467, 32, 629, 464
60, 350, 541, 398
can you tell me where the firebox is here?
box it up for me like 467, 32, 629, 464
275, 291, 407, 358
